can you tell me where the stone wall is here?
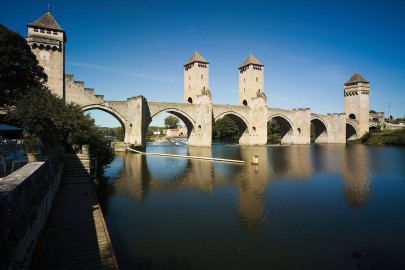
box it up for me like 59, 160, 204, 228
0, 149, 64, 270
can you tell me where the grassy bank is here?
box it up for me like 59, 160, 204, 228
350, 129, 405, 146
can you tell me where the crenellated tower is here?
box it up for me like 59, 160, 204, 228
26, 11, 66, 99
344, 72, 370, 137
183, 52, 210, 104
238, 54, 265, 106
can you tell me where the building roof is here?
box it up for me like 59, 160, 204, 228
184, 51, 208, 65
239, 54, 263, 68
28, 12, 63, 31
345, 72, 368, 85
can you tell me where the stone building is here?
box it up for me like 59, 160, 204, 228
26, 11, 66, 99
344, 72, 370, 137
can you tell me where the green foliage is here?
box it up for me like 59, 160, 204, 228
213, 116, 239, 141
67, 128, 114, 168
164, 115, 180, 128
8, 87, 94, 146
0, 24, 47, 108
114, 126, 124, 141
21, 136, 40, 153
267, 120, 281, 144
353, 129, 405, 146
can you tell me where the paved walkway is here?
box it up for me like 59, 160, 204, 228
31, 156, 118, 270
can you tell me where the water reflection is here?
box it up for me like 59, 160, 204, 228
342, 145, 370, 208
114, 144, 373, 227
102, 144, 405, 270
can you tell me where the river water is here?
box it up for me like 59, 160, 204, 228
100, 142, 405, 270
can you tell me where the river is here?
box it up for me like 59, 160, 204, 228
100, 142, 405, 270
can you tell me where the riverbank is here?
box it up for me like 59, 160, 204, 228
350, 129, 405, 146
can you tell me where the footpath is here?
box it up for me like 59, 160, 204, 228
30, 154, 119, 270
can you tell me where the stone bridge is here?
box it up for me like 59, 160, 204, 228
25, 11, 380, 149
64, 73, 355, 147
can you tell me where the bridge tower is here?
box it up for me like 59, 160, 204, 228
344, 72, 370, 137
238, 54, 265, 106
27, 11, 66, 99
237, 54, 267, 145
183, 52, 211, 104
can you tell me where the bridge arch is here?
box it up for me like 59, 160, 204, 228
268, 114, 294, 143
81, 104, 127, 127
369, 123, 378, 130
214, 111, 249, 137
346, 121, 359, 140
310, 117, 328, 143
151, 108, 196, 137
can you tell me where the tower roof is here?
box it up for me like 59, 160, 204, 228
239, 54, 263, 68
345, 72, 368, 85
184, 51, 208, 66
28, 12, 63, 31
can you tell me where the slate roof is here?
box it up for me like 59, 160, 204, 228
345, 72, 368, 85
28, 12, 63, 31
239, 54, 263, 68
184, 52, 208, 65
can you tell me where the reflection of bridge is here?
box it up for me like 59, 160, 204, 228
114, 144, 371, 231
27, 11, 375, 148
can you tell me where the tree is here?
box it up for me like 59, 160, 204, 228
0, 24, 47, 109
164, 115, 180, 129
114, 126, 124, 141
213, 116, 239, 140
8, 86, 114, 168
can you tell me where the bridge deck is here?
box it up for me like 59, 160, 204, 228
31, 181, 118, 269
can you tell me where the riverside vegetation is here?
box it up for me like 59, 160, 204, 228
351, 129, 405, 146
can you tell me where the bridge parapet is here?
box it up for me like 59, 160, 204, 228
65, 74, 104, 106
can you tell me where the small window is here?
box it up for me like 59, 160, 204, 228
189, 76, 191, 80
256, 77, 258, 82
188, 97, 193, 104
349, 113, 356, 120
201, 75, 203, 79
243, 100, 248, 106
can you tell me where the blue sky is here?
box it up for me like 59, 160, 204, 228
2, 0, 405, 127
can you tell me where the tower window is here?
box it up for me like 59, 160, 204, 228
188, 97, 193, 104
189, 76, 191, 80
243, 100, 248, 106
349, 114, 356, 120
201, 75, 203, 79
189, 85, 191, 90
256, 77, 258, 82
